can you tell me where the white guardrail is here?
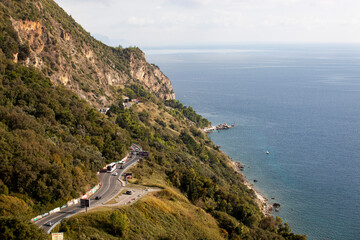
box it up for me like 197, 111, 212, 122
30, 183, 101, 223
30, 149, 135, 224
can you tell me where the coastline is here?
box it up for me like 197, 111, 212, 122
231, 161, 272, 216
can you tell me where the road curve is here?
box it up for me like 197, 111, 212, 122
34, 144, 142, 233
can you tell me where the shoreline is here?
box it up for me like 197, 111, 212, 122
203, 123, 235, 133
231, 161, 272, 216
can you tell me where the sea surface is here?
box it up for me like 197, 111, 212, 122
145, 44, 360, 240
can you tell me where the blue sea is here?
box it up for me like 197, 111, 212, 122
145, 44, 360, 240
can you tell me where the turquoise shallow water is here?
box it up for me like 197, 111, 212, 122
146, 45, 360, 240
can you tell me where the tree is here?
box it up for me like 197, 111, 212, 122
0, 216, 47, 240
109, 211, 129, 237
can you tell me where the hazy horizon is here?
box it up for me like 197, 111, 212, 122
55, 0, 360, 49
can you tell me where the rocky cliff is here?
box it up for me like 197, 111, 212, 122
3, 0, 174, 107
129, 51, 175, 100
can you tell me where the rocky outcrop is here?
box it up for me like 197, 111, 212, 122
11, 19, 45, 55
8, 0, 175, 107
129, 51, 175, 100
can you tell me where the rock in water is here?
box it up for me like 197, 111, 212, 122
273, 203, 281, 208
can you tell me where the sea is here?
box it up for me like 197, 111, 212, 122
145, 44, 360, 240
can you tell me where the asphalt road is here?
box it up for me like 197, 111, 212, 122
104, 187, 160, 207
34, 144, 142, 233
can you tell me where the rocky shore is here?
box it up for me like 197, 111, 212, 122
203, 123, 235, 133
231, 161, 272, 216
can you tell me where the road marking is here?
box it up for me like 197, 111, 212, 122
36, 144, 142, 232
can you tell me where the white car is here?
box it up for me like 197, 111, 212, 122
112, 172, 118, 176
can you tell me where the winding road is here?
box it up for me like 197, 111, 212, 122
34, 144, 142, 233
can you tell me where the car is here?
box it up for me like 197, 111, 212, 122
126, 190, 133, 195
46, 222, 53, 226
112, 172, 118, 176
95, 196, 101, 200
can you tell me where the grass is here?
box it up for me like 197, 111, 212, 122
119, 189, 224, 240
133, 168, 168, 189
59, 188, 225, 240
123, 183, 147, 190
104, 189, 131, 205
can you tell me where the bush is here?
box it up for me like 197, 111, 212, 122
0, 216, 47, 240
165, 99, 211, 128
109, 211, 129, 237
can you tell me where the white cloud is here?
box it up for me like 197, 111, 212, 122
127, 17, 155, 27
54, 0, 360, 47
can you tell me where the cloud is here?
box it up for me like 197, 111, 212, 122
165, 0, 212, 8
54, 0, 360, 47
127, 17, 155, 27
56, 0, 112, 4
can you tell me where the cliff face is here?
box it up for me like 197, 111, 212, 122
4, 0, 174, 107
129, 51, 175, 100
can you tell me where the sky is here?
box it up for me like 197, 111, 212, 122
54, 0, 360, 48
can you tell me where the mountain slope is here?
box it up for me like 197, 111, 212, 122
1, 0, 174, 108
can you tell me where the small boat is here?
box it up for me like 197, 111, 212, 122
266, 151, 270, 155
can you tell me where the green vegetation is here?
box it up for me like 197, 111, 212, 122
0, 0, 172, 107
59, 189, 225, 240
127, 84, 152, 100
82, 95, 305, 239
0, 4, 22, 59
0, 0, 305, 239
0, 55, 130, 215
0, 56, 305, 238
0, 216, 47, 240
165, 99, 211, 128
1, 0, 41, 22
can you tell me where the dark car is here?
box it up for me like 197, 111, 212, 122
126, 190, 132, 195
46, 221, 53, 226
95, 196, 101, 200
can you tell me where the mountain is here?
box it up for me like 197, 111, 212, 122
0, 0, 305, 239
1, 0, 174, 108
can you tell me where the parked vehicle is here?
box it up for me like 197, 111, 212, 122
126, 190, 132, 195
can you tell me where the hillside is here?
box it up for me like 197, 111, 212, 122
0, 0, 174, 108
0, 0, 305, 239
